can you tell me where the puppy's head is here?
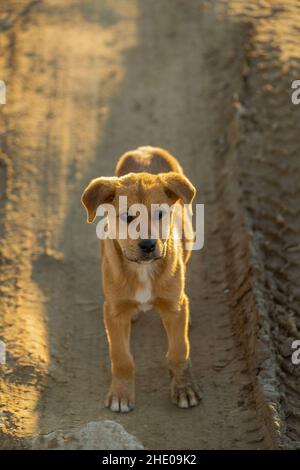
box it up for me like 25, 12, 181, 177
81, 172, 195, 263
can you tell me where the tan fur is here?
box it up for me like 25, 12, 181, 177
82, 146, 201, 412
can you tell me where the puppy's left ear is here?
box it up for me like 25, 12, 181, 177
159, 172, 196, 204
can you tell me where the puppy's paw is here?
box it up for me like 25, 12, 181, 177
169, 360, 202, 409
171, 382, 202, 409
105, 382, 135, 413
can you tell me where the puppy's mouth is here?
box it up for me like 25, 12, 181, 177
122, 243, 166, 264
124, 254, 163, 264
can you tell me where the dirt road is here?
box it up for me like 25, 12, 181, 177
0, 0, 299, 449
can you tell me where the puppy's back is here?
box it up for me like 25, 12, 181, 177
115, 146, 183, 177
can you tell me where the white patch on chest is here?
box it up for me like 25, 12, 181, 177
134, 263, 154, 312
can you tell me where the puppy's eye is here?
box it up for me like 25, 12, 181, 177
154, 209, 164, 220
120, 213, 135, 223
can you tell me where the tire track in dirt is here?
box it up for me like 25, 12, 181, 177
225, 0, 300, 448
0, 0, 284, 449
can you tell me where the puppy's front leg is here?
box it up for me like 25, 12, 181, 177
158, 295, 201, 408
104, 301, 135, 413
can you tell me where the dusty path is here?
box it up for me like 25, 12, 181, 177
1, 0, 299, 449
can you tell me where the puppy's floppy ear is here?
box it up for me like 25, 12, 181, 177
159, 172, 196, 204
81, 177, 120, 223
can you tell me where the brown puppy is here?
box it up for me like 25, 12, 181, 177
81, 146, 201, 412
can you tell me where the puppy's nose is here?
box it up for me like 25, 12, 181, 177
139, 239, 156, 254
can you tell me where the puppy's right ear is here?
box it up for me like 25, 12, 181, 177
81, 177, 120, 223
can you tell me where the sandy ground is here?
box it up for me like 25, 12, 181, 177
0, 0, 299, 449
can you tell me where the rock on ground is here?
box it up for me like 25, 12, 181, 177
28, 421, 144, 450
